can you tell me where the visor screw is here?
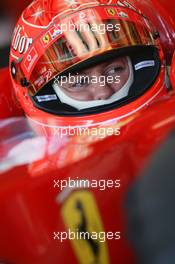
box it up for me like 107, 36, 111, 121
20, 78, 30, 87
153, 31, 160, 39
11, 62, 17, 79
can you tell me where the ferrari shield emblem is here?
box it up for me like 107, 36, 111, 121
106, 8, 116, 16
42, 34, 51, 46
61, 190, 109, 264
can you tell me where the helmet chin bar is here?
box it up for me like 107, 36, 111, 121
53, 57, 134, 110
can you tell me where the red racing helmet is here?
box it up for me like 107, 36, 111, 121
9, 0, 170, 135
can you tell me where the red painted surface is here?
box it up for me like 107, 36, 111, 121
0, 68, 23, 119
171, 52, 175, 88
131, 0, 175, 64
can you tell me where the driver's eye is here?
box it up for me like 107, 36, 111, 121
105, 66, 124, 75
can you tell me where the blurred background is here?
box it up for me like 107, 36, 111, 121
0, 0, 31, 68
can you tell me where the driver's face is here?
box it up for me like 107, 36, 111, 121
59, 56, 130, 101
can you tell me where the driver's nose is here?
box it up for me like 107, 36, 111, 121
91, 84, 113, 100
